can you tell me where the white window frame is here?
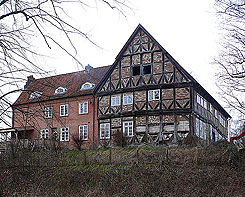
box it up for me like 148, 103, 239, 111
123, 94, 133, 105
197, 94, 200, 104
100, 123, 110, 139
40, 129, 49, 139
60, 104, 68, 116
44, 106, 52, 118
123, 121, 134, 137
80, 82, 95, 90
111, 96, 120, 106
79, 101, 88, 114
79, 125, 88, 140
29, 91, 42, 99
148, 89, 160, 101
60, 127, 69, 141
54, 87, 67, 95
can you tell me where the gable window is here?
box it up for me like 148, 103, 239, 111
100, 123, 110, 139
29, 91, 42, 99
79, 125, 88, 140
44, 106, 52, 118
60, 104, 68, 116
123, 94, 133, 105
60, 127, 69, 141
148, 89, 160, 101
55, 87, 67, 95
79, 101, 88, 114
51, 128, 58, 140
40, 129, 49, 139
111, 96, 120, 106
123, 121, 133, 137
80, 82, 95, 90
133, 66, 140, 76
142, 64, 151, 75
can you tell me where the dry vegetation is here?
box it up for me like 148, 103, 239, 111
0, 145, 244, 196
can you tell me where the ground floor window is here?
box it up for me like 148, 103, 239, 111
100, 123, 110, 139
51, 128, 58, 140
40, 129, 49, 139
79, 125, 88, 140
60, 127, 69, 141
123, 121, 134, 137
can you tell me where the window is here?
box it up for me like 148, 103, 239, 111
60, 104, 68, 116
79, 125, 88, 140
60, 127, 69, 141
209, 104, 213, 113
197, 94, 200, 104
203, 100, 207, 109
79, 101, 88, 114
111, 96, 120, 106
133, 66, 140, 76
40, 129, 49, 139
195, 118, 200, 137
100, 123, 110, 139
148, 89, 160, 101
51, 128, 58, 140
142, 64, 151, 75
215, 109, 218, 118
80, 82, 95, 90
123, 121, 134, 137
44, 106, 52, 118
123, 94, 133, 105
55, 87, 67, 95
29, 91, 42, 99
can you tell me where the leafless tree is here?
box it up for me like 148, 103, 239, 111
214, 0, 245, 123
0, 0, 131, 128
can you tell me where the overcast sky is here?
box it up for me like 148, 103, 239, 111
39, 0, 223, 104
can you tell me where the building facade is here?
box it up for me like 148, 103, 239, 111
12, 25, 231, 148
96, 24, 231, 147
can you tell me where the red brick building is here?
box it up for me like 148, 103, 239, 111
13, 65, 109, 149
12, 25, 231, 148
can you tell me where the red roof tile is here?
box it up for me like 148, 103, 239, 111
14, 66, 110, 105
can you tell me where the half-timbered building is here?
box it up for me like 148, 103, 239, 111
96, 24, 231, 146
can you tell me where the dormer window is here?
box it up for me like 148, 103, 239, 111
54, 87, 67, 95
29, 91, 42, 99
80, 82, 95, 90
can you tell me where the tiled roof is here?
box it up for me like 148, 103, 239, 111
14, 66, 110, 105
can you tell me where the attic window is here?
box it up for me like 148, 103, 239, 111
29, 91, 42, 99
54, 87, 67, 95
133, 66, 140, 76
80, 82, 95, 90
143, 64, 151, 75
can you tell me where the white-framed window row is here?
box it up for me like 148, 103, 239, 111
195, 118, 206, 140
60, 127, 69, 141
44, 106, 52, 118
100, 123, 110, 139
219, 116, 226, 127
123, 94, 133, 105
29, 91, 42, 99
123, 121, 134, 137
60, 104, 68, 116
196, 93, 208, 110
54, 87, 67, 95
79, 125, 88, 140
111, 95, 120, 106
148, 89, 160, 101
79, 101, 88, 114
40, 129, 49, 139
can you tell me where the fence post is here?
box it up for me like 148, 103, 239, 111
109, 149, 112, 165
165, 147, 169, 163
84, 151, 87, 165
136, 147, 139, 164
195, 147, 198, 167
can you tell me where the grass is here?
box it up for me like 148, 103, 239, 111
0, 145, 244, 196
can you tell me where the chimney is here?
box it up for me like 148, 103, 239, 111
24, 75, 35, 89
84, 64, 93, 74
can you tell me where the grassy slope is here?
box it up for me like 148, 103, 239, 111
0, 146, 244, 196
